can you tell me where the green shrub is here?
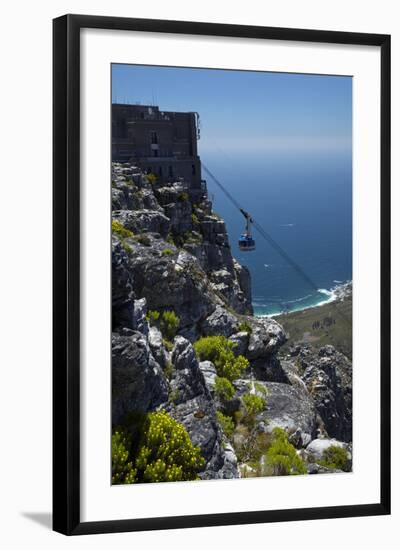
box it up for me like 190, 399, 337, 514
184, 231, 203, 244
166, 233, 175, 245
216, 411, 235, 439
112, 219, 134, 239
162, 338, 174, 352
121, 241, 133, 255
191, 213, 199, 225
169, 388, 180, 405
178, 192, 189, 202
112, 430, 137, 484
194, 336, 249, 381
160, 310, 180, 341
227, 355, 249, 380
214, 376, 235, 401
146, 173, 158, 185
242, 392, 266, 416
237, 321, 252, 334
253, 382, 268, 396
135, 411, 204, 482
164, 361, 173, 381
318, 445, 349, 471
135, 234, 151, 246
265, 427, 307, 476
194, 336, 232, 367
168, 230, 203, 248
146, 310, 160, 325
162, 248, 174, 256
235, 429, 272, 464
146, 310, 180, 342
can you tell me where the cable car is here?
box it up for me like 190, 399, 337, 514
238, 208, 256, 251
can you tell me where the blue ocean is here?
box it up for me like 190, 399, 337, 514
200, 150, 352, 316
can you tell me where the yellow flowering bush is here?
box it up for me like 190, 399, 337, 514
112, 411, 204, 484
112, 430, 137, 484
135, 411, 204, 482
112, 219, 134, 239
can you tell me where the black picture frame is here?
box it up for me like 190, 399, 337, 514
53, 14, 391, 535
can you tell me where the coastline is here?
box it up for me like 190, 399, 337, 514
255, 280, 352, 318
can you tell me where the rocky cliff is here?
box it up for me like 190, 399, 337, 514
112, 163, 352, 480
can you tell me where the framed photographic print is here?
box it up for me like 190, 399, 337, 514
53, 14, 391, 535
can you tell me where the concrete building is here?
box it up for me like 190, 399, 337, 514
112, 103, 202, 190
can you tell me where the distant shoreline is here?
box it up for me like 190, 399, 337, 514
255, 280, 352, 318
270, 283, 352, 359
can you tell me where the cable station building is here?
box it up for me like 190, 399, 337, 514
112, 103, 202, 190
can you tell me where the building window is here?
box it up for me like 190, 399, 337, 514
192, 164, 196, 175
158, 167, 163, 177
168, 166, 173, 177
150, 131, 158, 144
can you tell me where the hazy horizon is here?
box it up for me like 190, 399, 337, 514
112, 64, 352, 157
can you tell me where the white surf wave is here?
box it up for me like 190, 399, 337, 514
254, 281, 351, 317
285, 293, 313, 304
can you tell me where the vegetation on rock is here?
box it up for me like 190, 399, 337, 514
111, 430, 137, 484
276, 295, 352, 359
121, 241, 133, 255
194, 335, 249, 381
237, 321, 252, 334
112, 219, 134, 239
160, 310, 180, 341
111, 162, 352, 482
178, 192, 189, 202
242, 392, 266, 417
112, 411, 204, 484
164, 361, 173, 381
216, 411, 235, 440
317, 445, 349, 471
170, 230, 203, 247
214, 376, 235, 401
146, 310, 180, 342
146, 310, 160, 325
265, 427, 307, 476
135, 234, 151, 246
135, 411, 204, 482
146, 173, 158, 185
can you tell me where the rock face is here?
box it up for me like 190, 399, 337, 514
112, 237, 136, 330
294, 345, 352, 441
111, 163, 257, 477
111, 162, 352, 480
112, 331, 168, 425
113, 209, 171, 238
306, 438, 347, 460
125, 241, 216, 335
258, 382, 318, 440
166, 337, 239, 479
201, 305, 238, 338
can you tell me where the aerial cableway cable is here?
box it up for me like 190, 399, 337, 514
201, 162, 351, 327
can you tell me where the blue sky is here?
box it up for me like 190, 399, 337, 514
112, 64, 352, 155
